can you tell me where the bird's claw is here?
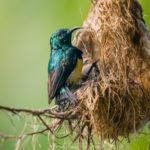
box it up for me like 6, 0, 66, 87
56, 97, 77, 111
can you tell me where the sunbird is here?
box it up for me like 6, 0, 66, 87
47, 27, 83, 105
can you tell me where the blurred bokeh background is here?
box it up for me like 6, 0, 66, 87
0, 0, 150, 149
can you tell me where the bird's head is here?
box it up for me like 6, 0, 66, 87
50, 27, 82, 50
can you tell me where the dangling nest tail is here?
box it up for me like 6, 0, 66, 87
72, 0, 150, 139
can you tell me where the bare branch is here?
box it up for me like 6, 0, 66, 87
0, 133, 20, 139
37, 115, 54, 134
0, 105, 56, 115
0, 128, 48, 140
27, 128, 48, 136
0, 105, 78, 120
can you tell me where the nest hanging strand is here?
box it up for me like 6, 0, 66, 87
73, 0, 150, 139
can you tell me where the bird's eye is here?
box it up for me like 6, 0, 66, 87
57, 33, 62, 37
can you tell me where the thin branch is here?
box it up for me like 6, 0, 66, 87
0, 128, 48, 140
0, 133, 20, 139
0, 106, 55, 115
91, 137, 96, 150
85, 125, 92, 150
71, 123, 86, 145
0, 105, 87, 147
37, 115, 54, 135
15, 137, 22, 150
0, 105, 78, 120
26, 128, 48, 136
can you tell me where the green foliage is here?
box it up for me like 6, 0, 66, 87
139, 0, 150, 27
0, 0, 150, 149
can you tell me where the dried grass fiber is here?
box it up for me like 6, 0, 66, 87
73, 0, 150, 139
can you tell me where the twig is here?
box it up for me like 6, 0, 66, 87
0, 105, 58, 116
91, 137, 96, 150
37, 115, 54, 135
0, 105, 86, 148
0, 105, 78, 120
85, 125, 92, 150
27, 128, 48, 136
15, 137, 22, 150
71, 123, 86, 145
0, 128, 48, 140
0, 133, 20, 139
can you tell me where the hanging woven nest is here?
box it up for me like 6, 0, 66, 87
72, 0, 150, 139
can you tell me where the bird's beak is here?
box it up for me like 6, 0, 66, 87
67, 27, 83, 35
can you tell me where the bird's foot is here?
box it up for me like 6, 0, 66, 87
55, 98, 70, 112
57, 98, 76, 111
65, 88, 77, 106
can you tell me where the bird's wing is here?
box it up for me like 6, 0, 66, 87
47, 57, 77, 104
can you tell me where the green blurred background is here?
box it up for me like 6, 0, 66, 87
0, 0, 150, 149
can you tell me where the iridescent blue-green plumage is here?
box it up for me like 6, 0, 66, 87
47, 27, 82, 105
